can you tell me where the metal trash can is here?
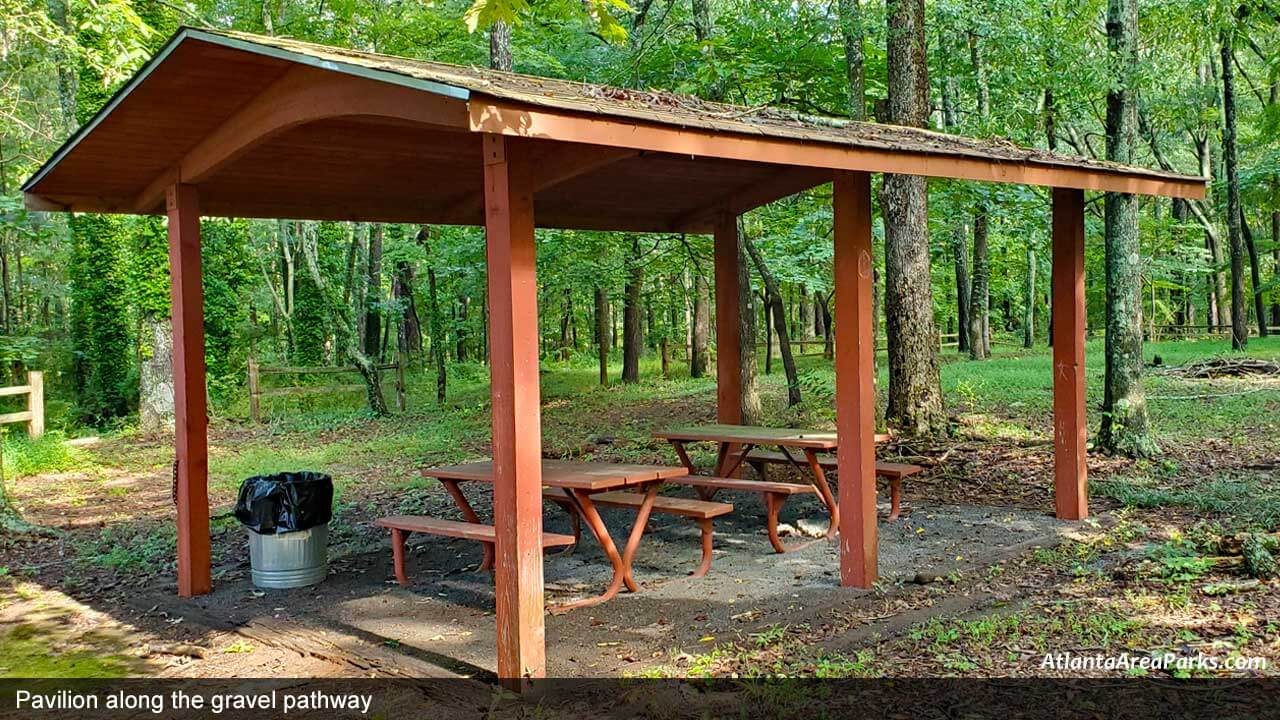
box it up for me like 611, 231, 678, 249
247, 524, 328, 589
234, 471, 333, 590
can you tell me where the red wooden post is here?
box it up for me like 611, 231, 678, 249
832, 171, 877, 588
713, 213, 742, 425
482, 133, 547, 682
166, 183, 211, 597
1051, 187, 1088, 520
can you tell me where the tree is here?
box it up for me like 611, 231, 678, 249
1098, 0, 1156, 457
967, 28, 992, 360
744, 234, 800, 406
622, 237, 643, 383
882, 0, 946, 436
1220, 23, 1247, 350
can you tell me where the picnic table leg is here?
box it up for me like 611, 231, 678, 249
693, 518, 714, 578
391, 528, 410, 587
803, 449, 840, 539
669, 440, 696, 473
764, 492, 790, 553
547, 492, 631, 614
440, 479, 495, 572
887, 478, 902, 522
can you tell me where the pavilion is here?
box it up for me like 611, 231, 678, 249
22, 27, 1207, 680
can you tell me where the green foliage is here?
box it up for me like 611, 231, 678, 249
201, 218, 255, 398
68, 213, 132, 423
2, 432, 80, 478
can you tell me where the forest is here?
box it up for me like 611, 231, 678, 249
0, 0, 1274, 450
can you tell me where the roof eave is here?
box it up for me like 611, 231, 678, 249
21, 26, 472, 195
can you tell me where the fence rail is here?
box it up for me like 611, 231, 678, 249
248, 358, 406, 422
0, 371, 44, 438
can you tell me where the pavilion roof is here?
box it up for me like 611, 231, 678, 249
22, 27, 1206, 231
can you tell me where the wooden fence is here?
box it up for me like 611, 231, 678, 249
0, 371, 44, 439
247, 358, 406, 422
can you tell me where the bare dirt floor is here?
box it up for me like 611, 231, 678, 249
0, 479, 1072, 679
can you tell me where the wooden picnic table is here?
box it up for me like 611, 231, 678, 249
421, 459, 688, 612
654, 425, 891, 542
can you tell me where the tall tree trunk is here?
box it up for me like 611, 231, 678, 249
420, 228, 447, 403
1196, 124, 1228, 329
968, 212, 991, 359
691, 273, 710, 377
942, 70, 971, 354
363, 224, 384, 359
1024, 245, 1036, 348
761, 291, 773, 375
393, 259, 422, 354
839, 0, 866, 121
735, 220, 762, 423
967, 28, 992, 360
595, 285, 610, 386
819, 292, 833, 360
1220, 27, 1248, 350
744, 236, 801, 406
489, 21, 512, 71
622, 238, 643, 383
1241, 211, 1267, 337
882, 0, 945, 435
1098, 0, 1155, 457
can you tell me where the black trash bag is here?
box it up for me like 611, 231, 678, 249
234, 472, 333, 535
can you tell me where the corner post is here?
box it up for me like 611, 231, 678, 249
833, 171, 877, 588
166, 183, 211, 597
1051, 187, 1088, 519
26, 371, 43, 439
713, 213, 742, 425
482, 134, 547, 682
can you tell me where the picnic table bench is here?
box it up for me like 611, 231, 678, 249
655, 425, 921, 550
380, 459, 729, 612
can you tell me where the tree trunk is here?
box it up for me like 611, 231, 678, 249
1098, 0, 1155, 457
138, 315, 175, 433
363, 224, 383, 359
744, 235, 801, 406
420, 227, 447, 403
761, 291, 773, 375
489, 20, 512, 71
1196, 130, 1228, 329
967, 28, 992, 360
595, 285, 610, 386
622, 238, 643, 383
1240, 211, 1267, 337
942, 73, 971, 354
690, 273, 710, 377
839, 0, 866, 120
1220, 27, 1248, 350
1024, 246, 1036, 348
820, 292, 833, 359
736, 221, 762, 423
968, 212, 990, 359
882, 0, 945, 436
393, 259, 422, 354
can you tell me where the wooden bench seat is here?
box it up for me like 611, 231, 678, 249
744, 451, 924, 521
542, 488, 732, 577
375, 515, 576, 586
657, 476, 821, 553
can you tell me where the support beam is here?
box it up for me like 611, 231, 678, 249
166, 184, 211, 597
442, 143, 640, 224
134, 66, 469, 213
713, 213, 742, 426
482, 134, 547, 683
1051, 187, 1088, 520
671, 166, 831, 232
471, 101, 1207, 200
832, 171, 877, 588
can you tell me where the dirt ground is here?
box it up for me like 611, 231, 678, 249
1, 476, 1071, 678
